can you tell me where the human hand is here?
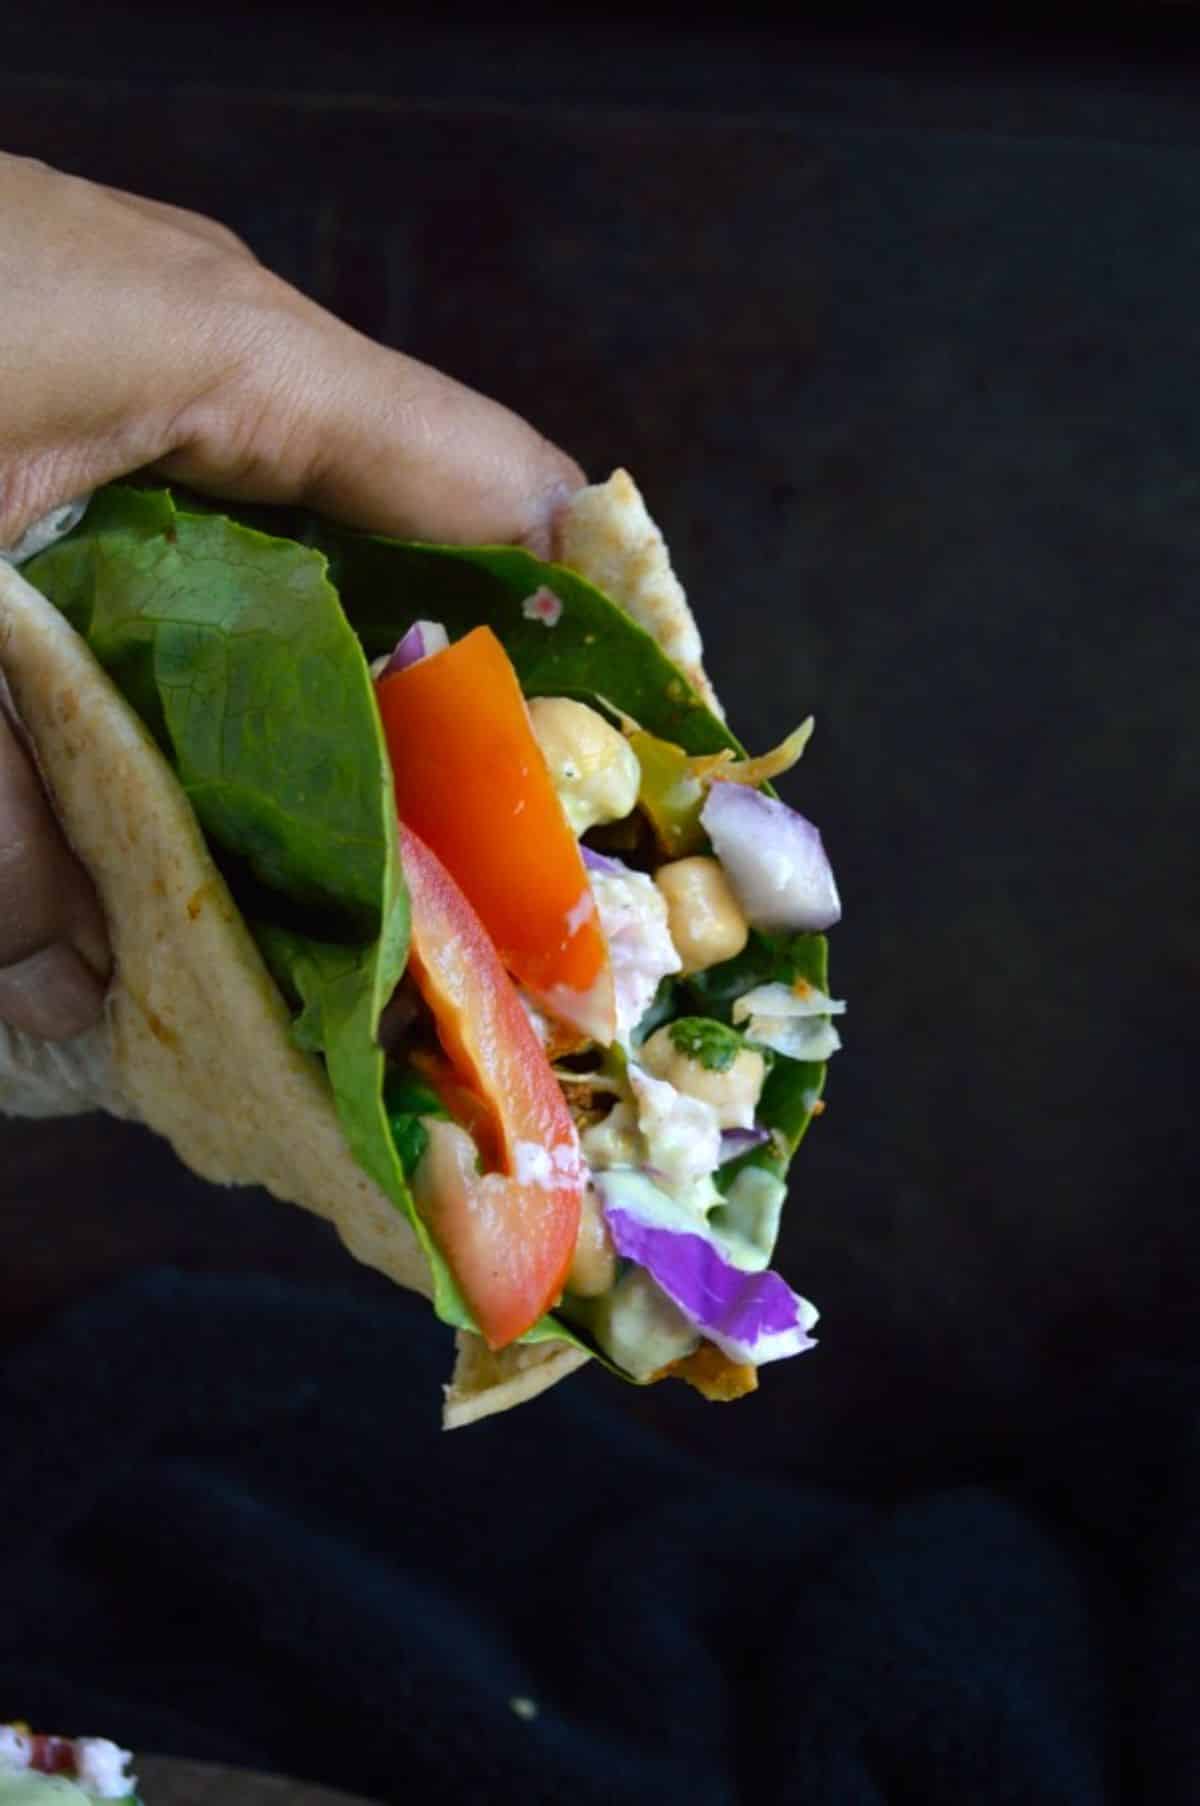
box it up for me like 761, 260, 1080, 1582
0, 152, 583, 1039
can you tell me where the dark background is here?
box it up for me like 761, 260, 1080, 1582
3, 12, 1199, 1494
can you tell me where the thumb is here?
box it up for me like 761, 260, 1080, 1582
153, 270, 585, 555
0, 698, 109, 1040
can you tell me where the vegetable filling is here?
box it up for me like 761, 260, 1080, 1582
26, 486, 844, 1395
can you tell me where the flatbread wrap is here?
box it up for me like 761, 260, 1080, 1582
0, 473, 844, 1426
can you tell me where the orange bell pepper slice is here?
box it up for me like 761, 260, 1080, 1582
377, 626, 616, 1044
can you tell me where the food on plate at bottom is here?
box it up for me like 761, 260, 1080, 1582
1, 468, 845, 1427
0, 1725, 139, 1803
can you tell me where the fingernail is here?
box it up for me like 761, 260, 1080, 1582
522, 476, 584, 562
0, 942, 107, 1041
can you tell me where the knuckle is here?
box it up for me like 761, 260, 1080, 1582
176, 207, 256, 262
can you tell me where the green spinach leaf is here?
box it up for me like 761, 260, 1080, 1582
273, 522, 744, 759
25, 487, 598, 1358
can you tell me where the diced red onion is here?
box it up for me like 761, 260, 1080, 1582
579, 845, 629, 876
380, 619, 450, 676
718, 1126, 771, 1165
700, 782, 840, 932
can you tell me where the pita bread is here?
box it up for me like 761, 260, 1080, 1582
0, 472, 717, 1425
561, 469, 721, 715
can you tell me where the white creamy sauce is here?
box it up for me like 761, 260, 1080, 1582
588, 867, 681, 1045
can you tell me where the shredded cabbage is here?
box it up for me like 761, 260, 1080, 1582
732, 979, 846, 1062
594, 1172, 818, 1367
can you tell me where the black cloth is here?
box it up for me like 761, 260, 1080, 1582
1, 1268, 1193, 1804
3, 29, 1200, 1806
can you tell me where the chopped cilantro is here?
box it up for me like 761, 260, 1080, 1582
668, 1016, 744, 1072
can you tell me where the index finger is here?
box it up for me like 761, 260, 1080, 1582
151, 275, 585, 556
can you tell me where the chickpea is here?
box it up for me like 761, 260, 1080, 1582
566, 1183, 618, 1297
654, 856, 749, 975
528, 697, 640, 836
639, 1024, 766, 1130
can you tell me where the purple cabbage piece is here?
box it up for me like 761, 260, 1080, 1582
602, 1200, 818, 1367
